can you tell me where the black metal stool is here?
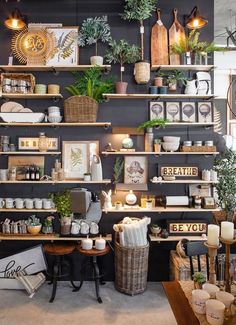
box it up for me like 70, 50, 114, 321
74, 245, 110, 303
44, 242, 77, 303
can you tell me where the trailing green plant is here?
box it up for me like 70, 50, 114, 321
121, 0, 156, 60
214, 149, 236, 222
78, 16, 111, 56
138, 119, 167, 130
192, 272, 206, 284
26, 215, 41, 226
105, 39, 141, 82
65, 66, 114, 103
113, 157, 124, 184
49, 191, 72, 218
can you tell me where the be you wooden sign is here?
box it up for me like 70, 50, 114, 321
168, 220, 207, 236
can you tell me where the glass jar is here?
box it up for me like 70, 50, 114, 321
38, 132, 49, 152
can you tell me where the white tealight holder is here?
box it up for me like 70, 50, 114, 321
206, 299, 225, 325
202, 283, 220, 299
192, 289, 210, 314
216, 291, 235, 308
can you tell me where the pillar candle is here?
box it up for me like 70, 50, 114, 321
95, 235, 106, 250
221, 221, 234, 240
207, 224, 220, 246
81, 236, 93, 250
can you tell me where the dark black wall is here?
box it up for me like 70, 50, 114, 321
0, 0, 216, 281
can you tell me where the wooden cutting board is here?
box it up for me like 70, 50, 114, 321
151, 8, 169, 66
169, 8, 186, 65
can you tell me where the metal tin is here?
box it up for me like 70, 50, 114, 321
183, 141, 192, 146
194, 141, 202, 146
205, 140, 213, 146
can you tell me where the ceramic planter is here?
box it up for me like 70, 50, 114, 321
116, 81, 128, 94
90, 56, 104, 66
154, 77, 163, 87
169, 81, 177, 91
134, 61, 150, 84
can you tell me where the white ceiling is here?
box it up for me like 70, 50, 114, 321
215, 0, 236, 45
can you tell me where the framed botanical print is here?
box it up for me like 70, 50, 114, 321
62, 141, 99, 179
150, 102, 165, 120
46, 27, 79, 66
124, 156, 147, 184
166, 102, 180, 122
181, 102, 196, 122
197, 102, 213, 123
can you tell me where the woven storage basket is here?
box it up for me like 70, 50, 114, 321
1, 73, 35, 93
134, 61, 150, 84
115, 233, 149, 295
64, 96, 98, 122
181, 145, 216, 152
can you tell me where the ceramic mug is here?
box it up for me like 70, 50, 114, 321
5, 198, 15, 209
34, 198, 43, 210
215, 291, 235, 308
71, 222, 80, 235
43, 199, 53, 210
202, 283, 220, 299
0, 198, 5, 208
206, 299, 225, 325
15, 198, 25, 209
192, 289, 210, 314
80, 222, 89, 235
90, 222, 99, 235
25, 199, 34, 209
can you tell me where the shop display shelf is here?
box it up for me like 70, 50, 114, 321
0, 65, 111, 73
103, 93, 216, 100
101, 151, 219, 156
102, 207, 220, 213
0, 233, 112, 241
0, 93, 63, 99
0, 208, 57, 212
151, 65, 216, 72
0, 179, 111, 184
0, 151, 61, 155
150, 179, 218, 184
0, 122, 111, 128
149, 234, 207, 242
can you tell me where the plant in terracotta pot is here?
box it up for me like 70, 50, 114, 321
214, 149, 236, 223
49, 191, 72, 235
166, 70, 187, 91
78, 15, 111, 65
192, 271, 206, 289
121, 0, 156, 84
105, 39, 141, 94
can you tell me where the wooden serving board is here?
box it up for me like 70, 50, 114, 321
151, 8, 169, 66
169, 8, 186, 65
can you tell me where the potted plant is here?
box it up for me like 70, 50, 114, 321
42, 215, 54, 234
78, 15, 111, 65
192, 271, 206, 289
105, 39, 140, 94
150, 224, 162, 236
214, 149, 236, 223
26, 215, 42, 235
166, 70, 187, 91
121, 0, 156, 84
83, 172, 91, 182
49, 191, 72, 235
154, 71, 166, 87
154, 139, 161, 152
138, 118, 167, 131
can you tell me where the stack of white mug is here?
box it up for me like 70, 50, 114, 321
0, 198, 55, 210
47, 106, 62, 123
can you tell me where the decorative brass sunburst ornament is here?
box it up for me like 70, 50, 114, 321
11, 27, 55, 65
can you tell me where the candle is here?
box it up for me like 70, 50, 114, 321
207, 224, 220, 246
81, 236, 93, 250
221, 221, 234, 240
95, 235, 106, 250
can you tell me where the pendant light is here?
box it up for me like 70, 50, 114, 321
186, 6, 208, 30
4, 8, 26, 30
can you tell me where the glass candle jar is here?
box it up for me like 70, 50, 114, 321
38, 132, 49, 152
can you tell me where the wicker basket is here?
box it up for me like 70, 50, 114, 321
1, 73, 35, 94
134, 61, 150, 84
115, 233, 149, 295
181, 145, 216, 152
64, 96, 98, 122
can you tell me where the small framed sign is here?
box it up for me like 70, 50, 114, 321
18, 137, 59, 151
160, 165, 199, 178
167, 220, 207, 236
189, 184, 212, 197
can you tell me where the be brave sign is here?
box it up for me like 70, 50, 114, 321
168, 221, 207, 236
161, 166, 198, 177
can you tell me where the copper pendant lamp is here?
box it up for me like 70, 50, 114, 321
186, 6, 208, 30
4, 7, 26, 30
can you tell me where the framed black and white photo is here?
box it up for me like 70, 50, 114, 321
166, 102, 180, 122
181, 102, 196, 122
150, 102, 165, 120
124, 156, 147, 184
197, 102, 213, 123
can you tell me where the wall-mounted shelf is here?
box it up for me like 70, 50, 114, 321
0, 233, 112, 241
103, 94, 215, 100
151, 65, 216, 72
0, 179, 111, 184
150, 179, 218, 184
0, 122, 111, 128
0, 65, 111, 73
0, 93, 63, 100
0, 151, 61, 155
0, 208, 57, 212
149, 234, 206, 242
103, 207, 220, 213
162, 122, 217, 127
102, 151, 219, 156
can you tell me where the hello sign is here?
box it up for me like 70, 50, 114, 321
161, 166, 199, 177
167, 220, 207, 236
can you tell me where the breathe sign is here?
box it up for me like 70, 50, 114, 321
168, 221, 207, 235
161, 166, 198, 177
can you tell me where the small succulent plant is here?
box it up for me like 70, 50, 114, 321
26, 215, 41, 226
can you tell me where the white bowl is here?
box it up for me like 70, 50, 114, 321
163, 136, 180, 143
48, 116, 63, 123
0, 112, 45, 123
162, 142, 179, 152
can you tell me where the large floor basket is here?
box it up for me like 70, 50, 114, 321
64, 95, 98, 122
115, 238, 149, 295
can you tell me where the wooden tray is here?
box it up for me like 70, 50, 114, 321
0, 232, 56, 237
181, 146, 216, 152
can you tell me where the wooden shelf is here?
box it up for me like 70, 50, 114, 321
149, 234, 206, 242
0, 65, 111, 72
0, 208, 57, 212
0, 179, 111, 184
102, 151, 219, 156
150, 179, 218, 184
103, 93, 215, 100
163, 122, 217, 127
103, 207, 220, 213
0, 151, 61, 155
151, 65, 216, 72
0, 233, 112, 241
0, 93, 63, 99
0, 122, 111, 127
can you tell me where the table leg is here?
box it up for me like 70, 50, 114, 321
92, 256, 102, 304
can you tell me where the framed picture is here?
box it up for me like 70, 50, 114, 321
181, 102, 196, 122
46, 27, 79, 66
124, 156, 148, 184
189, 184, 212, 197
62, 141, 99, 179
18, 137, 59, 151
166, 102, 180, 122
197, 102, 213, 123
8, 156, 45, 180
150, 102, 165, 120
